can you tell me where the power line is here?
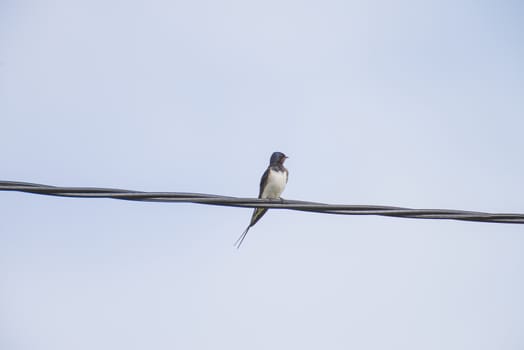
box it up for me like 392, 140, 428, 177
1, 180, 523, 224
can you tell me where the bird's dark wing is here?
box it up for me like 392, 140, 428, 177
258, 167, 270, 198
234, 167, 271, 248
252, 167, 271, 226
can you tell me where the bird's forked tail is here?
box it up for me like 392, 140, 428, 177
234, 225, 251, 249
234, 208, 268, 249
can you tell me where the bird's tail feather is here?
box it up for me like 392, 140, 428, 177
234, 208, 269, 249
234, 226, 251, 249
250, 208, 268, 227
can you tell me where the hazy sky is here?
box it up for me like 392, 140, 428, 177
1, 1, 523, 349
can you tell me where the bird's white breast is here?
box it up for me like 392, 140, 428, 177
261, 169, 287, 199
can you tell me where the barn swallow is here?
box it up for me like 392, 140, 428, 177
234, 152, 289, 248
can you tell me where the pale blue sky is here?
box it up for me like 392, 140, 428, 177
1, 1, 523, 349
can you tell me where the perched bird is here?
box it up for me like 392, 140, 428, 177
234, 151, 289, 248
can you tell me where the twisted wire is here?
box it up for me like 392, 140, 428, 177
1, 180, 523, 224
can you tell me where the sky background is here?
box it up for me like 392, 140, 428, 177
1, 0, 523, 349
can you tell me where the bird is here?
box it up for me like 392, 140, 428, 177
234, 151, 289, 248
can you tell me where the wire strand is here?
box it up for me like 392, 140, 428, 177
1, 180, 523, 224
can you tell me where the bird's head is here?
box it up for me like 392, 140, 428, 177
270, 151, 288, 165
